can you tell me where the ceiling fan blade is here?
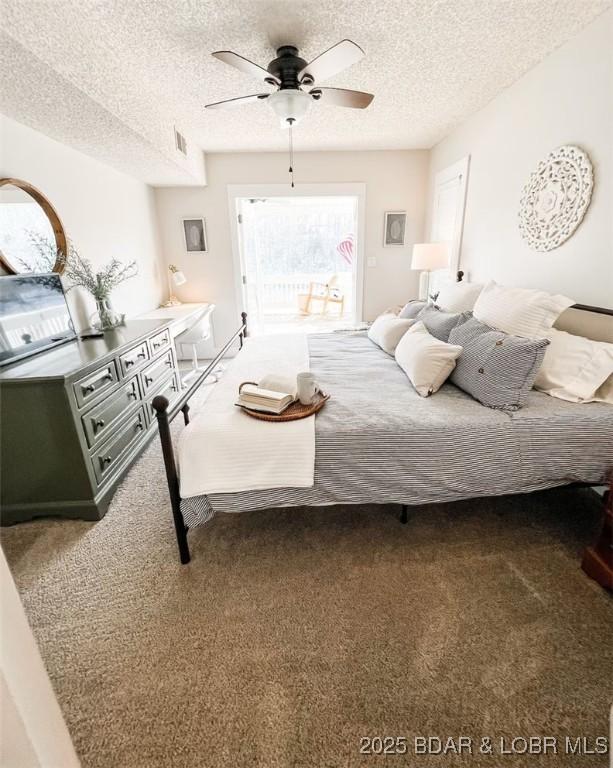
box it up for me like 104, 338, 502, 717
205, 93, 270, 109
310, 87, 374, 109
299, 39, 364, 84
212, 51, 280, 85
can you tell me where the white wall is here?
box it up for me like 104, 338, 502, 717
1, 114, 165, 329
426, 10, 613, 308
1, 549, 80, 768
155, 150, 428, 342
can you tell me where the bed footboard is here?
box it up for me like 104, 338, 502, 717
153, 312, 247, 564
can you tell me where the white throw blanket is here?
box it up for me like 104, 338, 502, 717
178, 334, 315, 497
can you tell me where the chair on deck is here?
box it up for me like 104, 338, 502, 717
297, 275, 345, 316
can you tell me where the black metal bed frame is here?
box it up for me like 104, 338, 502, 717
152, 295, 612, 586
152, 312, 247, 564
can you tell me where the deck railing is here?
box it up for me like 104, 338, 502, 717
253, 272, 352, 315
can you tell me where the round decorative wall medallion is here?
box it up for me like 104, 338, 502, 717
518, 145, 593, 252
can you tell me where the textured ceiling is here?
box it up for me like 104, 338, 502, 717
1, 0, 610, 186
0, 33, 206, 186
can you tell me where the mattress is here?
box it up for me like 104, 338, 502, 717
181, 331, 613, 528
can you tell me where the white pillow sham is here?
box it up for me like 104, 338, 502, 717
533, 328, 613, 403
368, 313, 414, 354
395, 321, 463, 397
594, 375, 613, 405
473, 281, 574, 339
436, 281, 483, 312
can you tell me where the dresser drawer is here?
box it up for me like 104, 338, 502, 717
147, 373, 180, 419
140, 349, 175, 395
118, 341, 149, 378
73, 360, 118, 408
81, 376, 141, 448
91, 406, 146, 483
149, 328, 170, 355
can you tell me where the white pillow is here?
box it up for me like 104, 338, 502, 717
533, 328, 613, 403
394, 321, 463, 397
594, 375, 613, 405
368, 313, 414, 354
473, 281, 574, 339
436, 281, 483, 312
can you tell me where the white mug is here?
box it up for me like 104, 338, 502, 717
296, 372, 317, 405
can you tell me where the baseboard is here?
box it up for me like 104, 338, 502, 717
1, 497, 107, 526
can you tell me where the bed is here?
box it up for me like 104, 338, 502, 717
152, 307, 613, 588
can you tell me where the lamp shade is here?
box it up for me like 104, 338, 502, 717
411, 242, 449, 271
172, 270, 187, 286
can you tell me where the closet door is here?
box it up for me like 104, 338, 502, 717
429, 156, 470, 298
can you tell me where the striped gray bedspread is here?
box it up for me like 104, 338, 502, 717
181, 332, 613, 528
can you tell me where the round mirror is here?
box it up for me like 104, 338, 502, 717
0, 178, 67, 274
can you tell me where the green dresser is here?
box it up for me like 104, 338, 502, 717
0, 319, 182, 524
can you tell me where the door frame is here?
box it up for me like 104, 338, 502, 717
227, 183, 366, 323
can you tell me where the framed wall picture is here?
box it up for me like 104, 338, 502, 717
383, 211, 406, 246
182, 218, 207, 253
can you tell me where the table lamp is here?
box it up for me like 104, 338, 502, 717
162, 264, 187, 307
411, 243, 449, 301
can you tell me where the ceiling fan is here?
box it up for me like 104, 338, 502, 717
205, 39, 374, 125
205, 40, 373, 186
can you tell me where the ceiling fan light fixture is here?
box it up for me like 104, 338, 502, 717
267, 89, 312, 127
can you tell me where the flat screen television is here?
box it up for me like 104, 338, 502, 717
0, 273, 76, 367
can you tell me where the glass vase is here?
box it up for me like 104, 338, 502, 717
90, 297, 123, 331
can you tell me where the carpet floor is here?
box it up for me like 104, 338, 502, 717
2, 423, 612, 767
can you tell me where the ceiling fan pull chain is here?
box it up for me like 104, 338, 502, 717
288, 119, 295, 188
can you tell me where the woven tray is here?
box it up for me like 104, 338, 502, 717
237, 382, 329, 422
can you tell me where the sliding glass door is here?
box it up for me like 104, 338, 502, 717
234, 194, 360, 335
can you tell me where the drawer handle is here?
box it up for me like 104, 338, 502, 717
135, 421, 144, 431
127, 389, 137, 399
84, 384, 95, 394
125, 359, 134, 368
95, 419, 105, 429
102, 455, 112, 466
165, 359, 173, 367
145, 375, 153, 385
171, 384, 178, 392
103, 373, 113, 382
153, 342, 161, 349
137, 351, 146, 359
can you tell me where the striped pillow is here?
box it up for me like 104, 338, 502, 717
416, 305, 471, 342
449, 316, 549, 410
473, 281, 573, 339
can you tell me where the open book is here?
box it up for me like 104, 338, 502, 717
236, 375, 297, 415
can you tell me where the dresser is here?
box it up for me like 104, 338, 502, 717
1, 317, 187, 525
